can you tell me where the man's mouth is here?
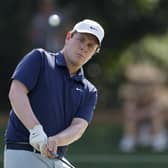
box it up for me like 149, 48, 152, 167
77, 53, 85, 59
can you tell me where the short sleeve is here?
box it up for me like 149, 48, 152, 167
74, 89, 97, 123
11, 49, 43, 91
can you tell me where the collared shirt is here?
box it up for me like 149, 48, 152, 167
5, 48, 97, 156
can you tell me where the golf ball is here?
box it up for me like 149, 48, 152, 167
48, 14, 60, 27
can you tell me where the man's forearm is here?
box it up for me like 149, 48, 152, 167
51, 118, 88, 146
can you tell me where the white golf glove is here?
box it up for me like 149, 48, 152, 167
29, 124, 48, 152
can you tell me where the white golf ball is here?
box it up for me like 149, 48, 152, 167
48, 14, 60, 27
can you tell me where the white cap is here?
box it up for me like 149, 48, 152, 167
72, 19, 104, 45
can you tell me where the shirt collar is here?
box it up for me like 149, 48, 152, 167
55, 52, 67, 66
55, 52, 85, 84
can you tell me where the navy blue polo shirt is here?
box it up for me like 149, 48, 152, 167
5, 48, 97, 156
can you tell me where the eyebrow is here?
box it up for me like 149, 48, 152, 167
79, 33, 99, 44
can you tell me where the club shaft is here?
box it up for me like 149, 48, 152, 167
58, 158, 75, 168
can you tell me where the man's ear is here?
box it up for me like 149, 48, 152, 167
66, 31, 72, 40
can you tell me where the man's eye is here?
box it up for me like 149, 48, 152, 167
88, 43, 96, 49
77, 37, 85, 43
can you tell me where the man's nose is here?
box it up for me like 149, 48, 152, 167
80, 43, 88, 52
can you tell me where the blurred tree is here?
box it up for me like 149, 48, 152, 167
119, 31, 168, 70
57, 0, 168, 50
0, 0, 35, 109
1, 0, 168, 110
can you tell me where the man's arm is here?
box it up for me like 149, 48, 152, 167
46, 118, 88, 155
9, 79, 40, 129
9, 79, 48, 151
53, 118, 88, 146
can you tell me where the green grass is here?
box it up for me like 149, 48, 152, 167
70, 163, 168, 168
1, 123, 168, 168
67, 123, 168, 168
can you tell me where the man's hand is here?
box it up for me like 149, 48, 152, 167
29, 124, 47, 152
40, 136, 58, 158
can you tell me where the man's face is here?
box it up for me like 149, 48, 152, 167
64, 32, 99, 67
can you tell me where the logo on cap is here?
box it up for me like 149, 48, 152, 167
89, 26, 98, 32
